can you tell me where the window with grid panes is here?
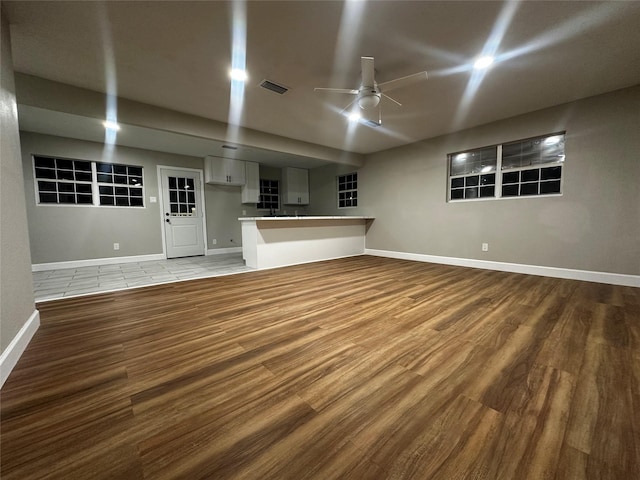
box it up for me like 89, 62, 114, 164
448, 133, 564, 201
338, 172, 358, 208
34, 156, 94, 205
167, 176, 196, 215
449, 147, 497, 200
500, 135, 564, 197
257, 179, 279, 210
96, 162, 144, 207
33, 155, 144, 207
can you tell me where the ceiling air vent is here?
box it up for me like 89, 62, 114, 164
259, 79, 289, 95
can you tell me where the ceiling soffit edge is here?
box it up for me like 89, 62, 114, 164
14, 73, 364, 168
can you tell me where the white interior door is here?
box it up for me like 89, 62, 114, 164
161, 168, 205, 258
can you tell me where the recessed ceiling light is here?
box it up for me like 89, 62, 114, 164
229, 68, 248, 81
348, 112, 361, 122
102, 120, 120, 131
473, 56, 494, 70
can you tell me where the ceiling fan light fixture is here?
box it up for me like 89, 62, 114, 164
358, 93, 380, 110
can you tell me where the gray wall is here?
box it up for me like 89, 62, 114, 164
16, 83, 640, 276
355, 86, 640, 275
203, 182, 248, 250
308, 163, 361, 216
1, 9, 36, 352
20, 131, 320, 265
21, 132, 248, 263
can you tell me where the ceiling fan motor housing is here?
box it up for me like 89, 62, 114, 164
358, 91, 381, 109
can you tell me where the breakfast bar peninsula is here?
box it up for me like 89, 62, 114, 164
239, 216, 374, 269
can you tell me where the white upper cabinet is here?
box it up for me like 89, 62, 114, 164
282, 167, 309, 205
241, 161, 260, 204
204, 156, 246, 186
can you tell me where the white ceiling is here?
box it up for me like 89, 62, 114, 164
6, 1, 640, 162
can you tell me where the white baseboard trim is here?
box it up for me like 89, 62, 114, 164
365, 249, 640, 287
1, 309, 40, 389
206, 247, 242, 256
32, 253, 166, 272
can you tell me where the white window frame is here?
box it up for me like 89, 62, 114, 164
337, 172, 358, 209
33, 155, 94, 206
257, 178, 280, 211
95, 162, 145, 207
447, 132, 565, 202
33, 155, 145, 208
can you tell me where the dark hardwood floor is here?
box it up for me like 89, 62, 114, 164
1, 255, 639, 479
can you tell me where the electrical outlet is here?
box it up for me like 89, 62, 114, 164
482, 243, 489, 252
212, 239, 217, 245
113, 243, 120, 251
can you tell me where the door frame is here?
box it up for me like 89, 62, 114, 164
157, 165, 208, 259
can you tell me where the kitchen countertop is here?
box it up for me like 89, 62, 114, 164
238, 216, 373, 221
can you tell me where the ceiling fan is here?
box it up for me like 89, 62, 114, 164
314, 56, 428, 126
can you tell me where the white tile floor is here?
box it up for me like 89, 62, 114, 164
32, 253, 253, 302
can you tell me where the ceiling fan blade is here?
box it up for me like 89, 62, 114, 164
378, 71, 428, 92
314, 87, 359, 95
381, 92, 402, 107
361, 56, 375, 87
